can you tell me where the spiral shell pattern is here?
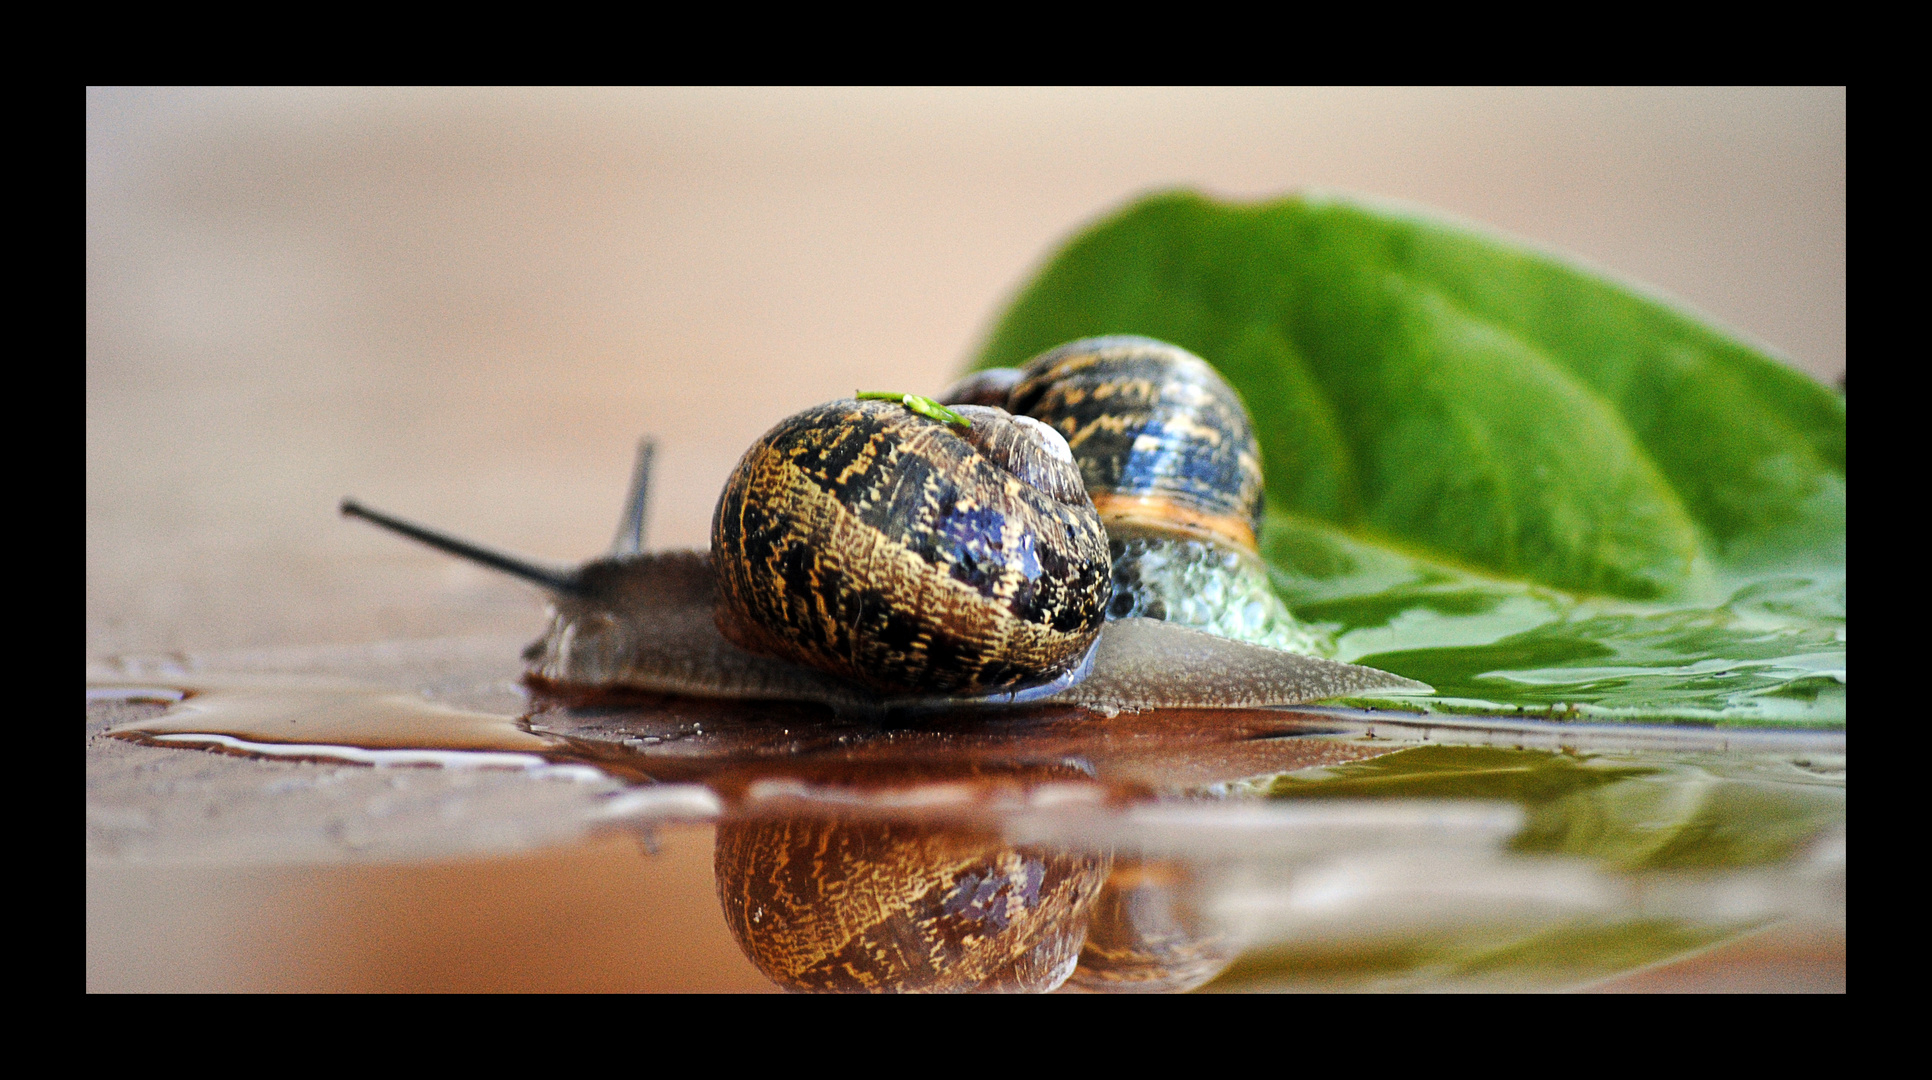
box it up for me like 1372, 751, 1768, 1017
711, 398, 1112, 697
1009, 336, 1264, 552
717, 816, 1108, 993
952, 337, 1321, 655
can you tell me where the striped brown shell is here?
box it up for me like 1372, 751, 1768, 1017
1006, 336, 1265, 553
1064, 858, 1236, 993
710, 398, 1112, 697
945, 338, 1324, 654
716, 814, 1108, 993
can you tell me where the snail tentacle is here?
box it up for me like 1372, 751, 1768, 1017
340, 499, 585, 596
609, 438, 656, 556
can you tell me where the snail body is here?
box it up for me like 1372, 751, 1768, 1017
343, 337, 1427, 710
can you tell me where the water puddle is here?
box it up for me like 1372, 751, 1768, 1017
88, 673, 1845, 992
95, 674, 1392, 800
95, 678, 554, 754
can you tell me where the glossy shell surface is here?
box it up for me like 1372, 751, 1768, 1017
951, 337, 1316, 652
710, 398, 1112, 697
1009, 336, 1265, 552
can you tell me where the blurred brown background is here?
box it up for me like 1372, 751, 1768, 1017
86, 87, 1846, 658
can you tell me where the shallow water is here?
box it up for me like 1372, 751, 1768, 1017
87, 646, 1844, 993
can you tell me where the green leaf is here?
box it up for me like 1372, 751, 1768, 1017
973, 191, 1845, 725
1257, 509, 1843, 725
975, 191, 1844, 596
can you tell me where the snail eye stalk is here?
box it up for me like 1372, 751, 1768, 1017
857, 390, 971, 429
339, 499, 585, 596
610, 437, 656, 556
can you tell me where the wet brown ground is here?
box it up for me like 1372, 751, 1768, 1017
86, 89, 1845, 993
87, 828, 776, 993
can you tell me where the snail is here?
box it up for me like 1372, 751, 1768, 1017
717, 815, 1107, 992
710, 762, 1235, 994
713, 763, 1109, 993
943, 336, 1319, 655
341, 337, 1428, 711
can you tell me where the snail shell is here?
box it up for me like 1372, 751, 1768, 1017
709, 763, 1231, 993
1063, 858, 1237, 993
716, 810, 1109, 993
948, 336, 1320, 654
710, 398, 1112, 697
1009, 336, 1266, 551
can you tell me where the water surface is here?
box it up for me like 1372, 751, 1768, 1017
87, 642, 1843, 992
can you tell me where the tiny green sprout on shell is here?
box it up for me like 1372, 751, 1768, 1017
856, 390, 971, 429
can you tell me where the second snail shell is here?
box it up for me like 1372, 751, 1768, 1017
947, 336, 1321, 655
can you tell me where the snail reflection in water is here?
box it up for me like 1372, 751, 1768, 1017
718, 817, 1105, 992
711, 763, 1235, 994
714, 763, 1108, 993
342, 336, 1426, 710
